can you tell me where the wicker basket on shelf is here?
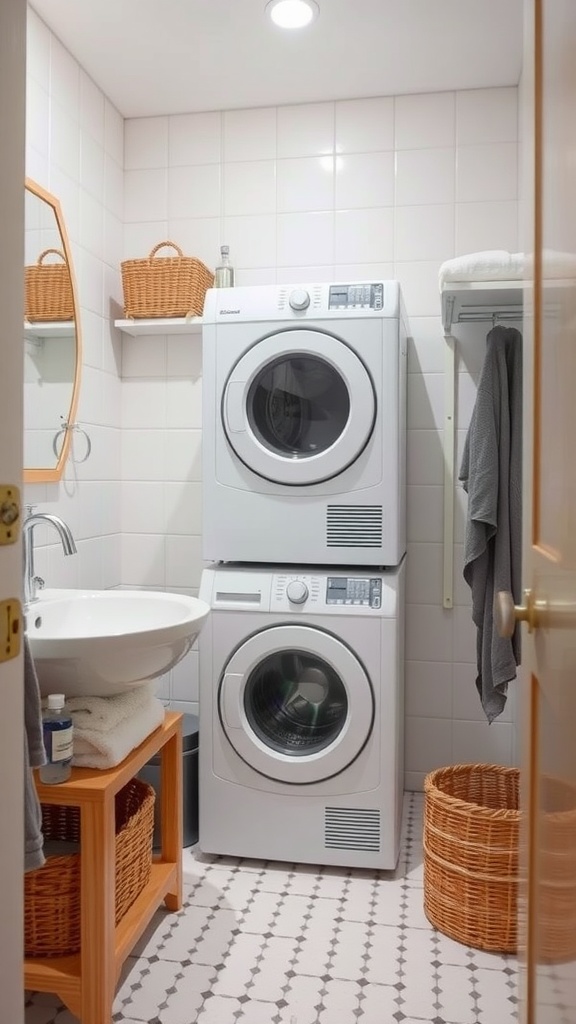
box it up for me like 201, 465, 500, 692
424, 763, 520, 954
121, 240, 214, 319
24, 777, 155, 959
25, 248, 74, 322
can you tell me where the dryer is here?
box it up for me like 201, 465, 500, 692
198, 561, 405, 869
202, 281, 408, 567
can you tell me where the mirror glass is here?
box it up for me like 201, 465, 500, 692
24, 179, 82, 482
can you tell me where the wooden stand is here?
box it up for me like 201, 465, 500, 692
24, 711, 183, 1024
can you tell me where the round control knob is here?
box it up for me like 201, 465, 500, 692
289, 288, 310, 311
286, 580, 309, 604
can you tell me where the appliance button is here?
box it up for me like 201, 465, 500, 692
286, 580, 309, 604
289, 289, 311, 311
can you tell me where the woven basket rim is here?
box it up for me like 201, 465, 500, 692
39, 850, 80, 866
425, 763, 520, 820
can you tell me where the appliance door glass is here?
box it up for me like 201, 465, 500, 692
219, 624, 374, 784
223, 329, 376, 485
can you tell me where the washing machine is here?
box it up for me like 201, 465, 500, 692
202, 281, 408, 567
198, 561, 405, 869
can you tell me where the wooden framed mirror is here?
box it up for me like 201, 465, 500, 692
24, 178, 82, 482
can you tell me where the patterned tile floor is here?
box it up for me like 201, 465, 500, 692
25, 793, 519, 1024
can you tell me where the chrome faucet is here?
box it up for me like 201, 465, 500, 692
22, 506, 77, 605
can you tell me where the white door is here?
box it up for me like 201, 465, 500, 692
0, 0, 27, 1019
219, 624, 374, 783
223, 329, 376, 484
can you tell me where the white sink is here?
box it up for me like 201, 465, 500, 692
26, 588, 210, 698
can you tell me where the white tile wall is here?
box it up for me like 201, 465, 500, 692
395, 92, 455, 150
25, 12, 519, 782
277, 156, 334, 213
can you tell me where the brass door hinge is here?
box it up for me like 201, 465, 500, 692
0, 485, 20, 545
0, 598, 21, 662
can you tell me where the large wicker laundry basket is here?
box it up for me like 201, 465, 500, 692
24, 777, 155, 959
424, 763, 520, 953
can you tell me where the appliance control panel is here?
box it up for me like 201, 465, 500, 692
203, 280, 400, 322
326, 576, 382, 608
228, 569, 399, 616
328, 283, 383, 310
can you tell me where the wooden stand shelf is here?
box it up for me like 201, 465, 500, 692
24, 711, 183, 1024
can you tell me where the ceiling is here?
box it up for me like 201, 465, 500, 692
29, 0, 524, 119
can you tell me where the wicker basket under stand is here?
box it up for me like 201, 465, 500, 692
424, 763, 520, 954
24, 777, 155, 958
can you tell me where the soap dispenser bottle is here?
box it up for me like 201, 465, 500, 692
214, 245, 235, 288
40, 693, 73, 784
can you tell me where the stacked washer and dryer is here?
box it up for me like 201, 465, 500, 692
198, 281, 408, 869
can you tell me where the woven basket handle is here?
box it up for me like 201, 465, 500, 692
37, 248, 67, 266
149, 241, 183, 260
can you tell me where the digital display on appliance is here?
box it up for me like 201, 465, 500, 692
328, 283, 384, 310
326, 577, 382, 608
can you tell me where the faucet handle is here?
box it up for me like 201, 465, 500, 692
33, 575, 45, 592
24, 504, 37, 518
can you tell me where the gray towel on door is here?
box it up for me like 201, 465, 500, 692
459, 325, 523, 722
24, 636, 46, 872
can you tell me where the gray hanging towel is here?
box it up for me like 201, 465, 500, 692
24, 635, 46, 872
458, 325, 523, 722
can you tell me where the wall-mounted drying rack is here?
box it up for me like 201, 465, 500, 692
441, 280, 525, 609
442, 279, 527, 333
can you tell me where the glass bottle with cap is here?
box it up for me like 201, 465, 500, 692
214, 245, 235, 288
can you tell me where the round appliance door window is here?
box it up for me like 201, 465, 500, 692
247, 355, 350, 458
219, 624, 374, 784
222, 330, 376, 485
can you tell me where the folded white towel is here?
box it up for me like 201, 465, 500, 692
65, 683, 155, 733
439, 251, 525, 288
439, 249, 576, 291
542, 248, 576, 278
72, 697, 165, 769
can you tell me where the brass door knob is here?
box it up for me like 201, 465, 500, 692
495, 589, 539, 637
496, 588, 576, 635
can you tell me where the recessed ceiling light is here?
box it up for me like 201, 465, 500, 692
267, 0, 319, 30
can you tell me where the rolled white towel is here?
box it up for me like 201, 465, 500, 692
439, 251, 525, 288
65, 683, 155, 732
439, 249, 576, 292
542, 248, 576, 278
72, 696, 165, 769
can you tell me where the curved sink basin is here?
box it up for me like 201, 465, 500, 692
26, 588, 210, 698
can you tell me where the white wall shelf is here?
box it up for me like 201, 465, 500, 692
114, 317, 203, 336
24, 320, 75, 340
441, 280, 525, 333
441, 280, 524, 608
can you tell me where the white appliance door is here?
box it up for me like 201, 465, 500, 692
222, 329, 376, 485
219, 624, 374, 784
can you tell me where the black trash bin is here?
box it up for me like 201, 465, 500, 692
139, 713, 199, 848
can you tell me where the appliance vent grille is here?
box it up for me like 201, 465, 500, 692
326, 505, 383, 547
324, 807, 381, 852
